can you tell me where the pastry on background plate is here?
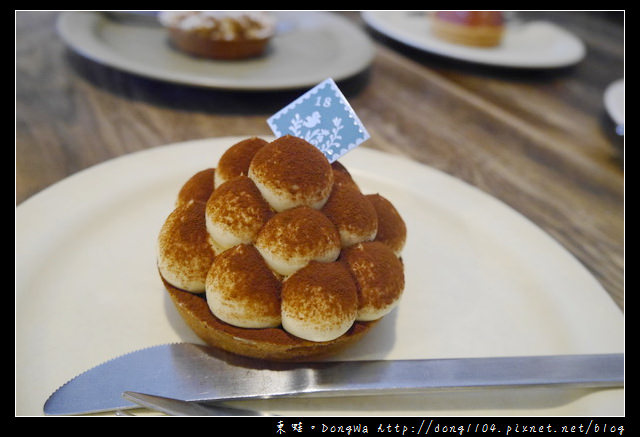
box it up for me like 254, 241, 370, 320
158, 11, 276, 59
430, 11, 505, 47
157, 136, 407, 361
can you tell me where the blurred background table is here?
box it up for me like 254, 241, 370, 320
16, 11, 624, 310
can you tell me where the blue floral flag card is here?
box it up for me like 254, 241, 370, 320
267, 78, 370, 162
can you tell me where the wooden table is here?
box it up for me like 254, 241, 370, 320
16, 11, 624, 310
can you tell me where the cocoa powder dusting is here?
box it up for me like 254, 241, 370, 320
282, 261, 358, 321
217, 137, 268, 182
250, 135, 333, 197
159, 201, 215, 282
166, 202, 211, 253
206, 176, 274, 234
322, 182, 377, 236
176, 168, 215, 206
256, 206, 340, 258
365, 193, 407, 253
340, 241, 404, 311
209, 244, 281, 314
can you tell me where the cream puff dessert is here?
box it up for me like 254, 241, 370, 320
157, 136, 406, 361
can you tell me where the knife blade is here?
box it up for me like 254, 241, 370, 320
122, 391, 272, 416
43, 343, 623, 415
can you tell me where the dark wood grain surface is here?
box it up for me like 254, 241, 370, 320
16, 11, 624, 310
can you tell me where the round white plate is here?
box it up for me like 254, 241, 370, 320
16, 137, 623, 416
362, 11, 586, 68
56, 11, 374, 90
604, 78, 624, 128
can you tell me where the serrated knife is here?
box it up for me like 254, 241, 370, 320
43, 343, 623, 415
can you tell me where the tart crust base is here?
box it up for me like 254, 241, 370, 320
162, 273, 377, 361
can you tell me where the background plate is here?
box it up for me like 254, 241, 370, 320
604, 78, 624, 127
362, 11, 586, 68
16, 137, 623, 416
56, 11, 375, 90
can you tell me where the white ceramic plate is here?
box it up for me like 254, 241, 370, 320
16, 137, 623, 416
604, 78, 624, 128
56, 11, 374, 90
362, 11, 586, 68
